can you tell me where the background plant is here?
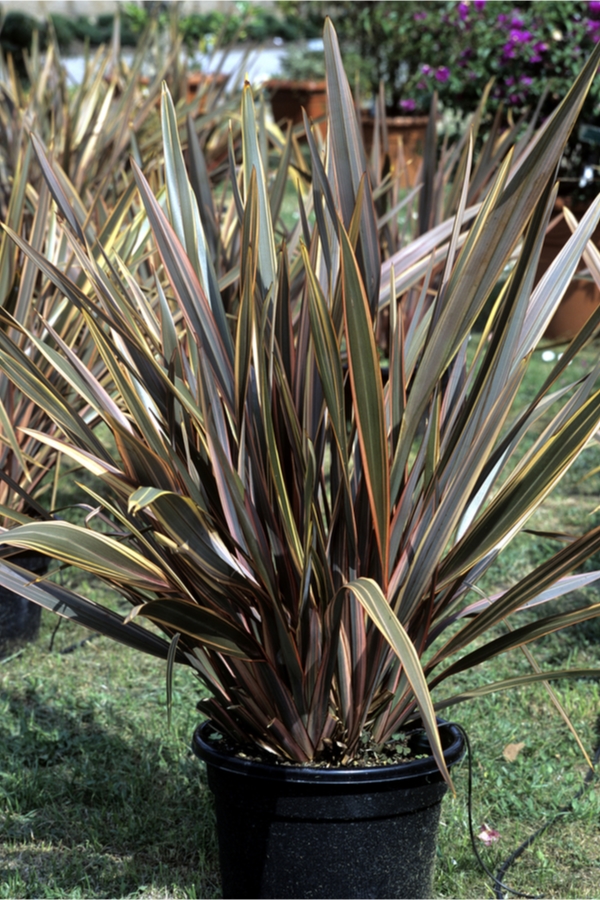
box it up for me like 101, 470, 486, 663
0, 3, 322, 64
0, 23, 247, 552
328, 2, 600, 117
327, 0, 600, 202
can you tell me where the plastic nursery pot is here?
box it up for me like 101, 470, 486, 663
192, 719, 464, 900
0, 551, 48, 658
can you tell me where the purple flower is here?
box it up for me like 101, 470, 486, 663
590, 0, 600, 13
497, 13, 509, 23
474, 0, 486, 9
458, 2, 469, 20
533, 40, 548, 52
400, 98, 417, 111
502, 43, 516, 58
435, 66, 450, 83
509, 28, 533, 43
421, 64, 433, 76
505, 75, 516, 86
413, 11, 427, 20
510, 13, 525, 27
520, 75, 533, 86
530, 53, 542, 62
416, 80, 426, 90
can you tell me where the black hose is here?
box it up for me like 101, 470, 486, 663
494, 740, 600, 900
57, 633, 101, 654
450, 722, 599, 900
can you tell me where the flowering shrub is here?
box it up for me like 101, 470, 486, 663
330, 1, 463, 113
331, 1, 600, 122
425, 0, 600, 124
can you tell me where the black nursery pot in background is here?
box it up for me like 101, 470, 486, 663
193, 719, 465, 900
0, 552, 48, 658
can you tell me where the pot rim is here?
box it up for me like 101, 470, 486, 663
264, 79, 327, 91
361, 113, 431, 126
192, 718, 464, 787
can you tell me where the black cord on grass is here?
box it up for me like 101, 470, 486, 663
58, 633, 101, 654
48, 615, 62, 652
48, 616, 101, 655
47, 568, 101, 655
451, 722, 599, 900
452, 723, 539, 899
494, 721, 600, 900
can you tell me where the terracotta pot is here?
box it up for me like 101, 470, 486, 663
186, 72, 228, 113
265, 79, 327, 138
535, 198, 600, 340
362, 114, 429, 187
139, 72, 227, 114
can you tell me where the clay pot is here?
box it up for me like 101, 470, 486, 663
138, 72, 228, 114
535, 197, 600, 340
265, 79, 327, 139
186, 72, 228, 113
361, 114, 429, 187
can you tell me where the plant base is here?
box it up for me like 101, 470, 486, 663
193, 720, 464, 899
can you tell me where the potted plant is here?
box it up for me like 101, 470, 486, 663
329, 1, 600, 128
0, 137, 142, 656
0, 127, 67, 654
329, 1, 600, 191
2, 20, 600, 899
0, 296, 62, 655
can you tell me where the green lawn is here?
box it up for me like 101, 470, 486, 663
1, 347, 600, 899
0, 624, 218, 899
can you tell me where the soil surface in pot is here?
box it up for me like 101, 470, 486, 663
199, 720, 440, 768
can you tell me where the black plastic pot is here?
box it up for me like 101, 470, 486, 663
0, 552, 48, 657
192, 719, 464, 899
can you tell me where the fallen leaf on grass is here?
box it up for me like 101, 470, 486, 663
502, 741, 525, 762
478, 823, 501, 845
